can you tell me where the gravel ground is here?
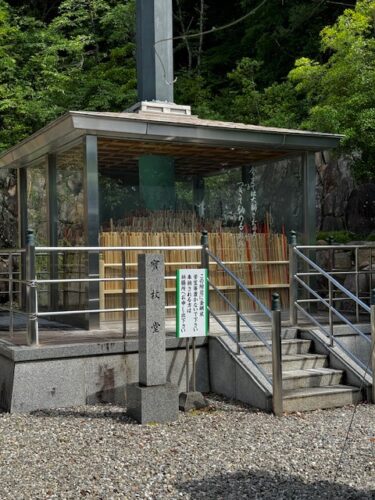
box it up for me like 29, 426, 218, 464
0, 397, 374, 499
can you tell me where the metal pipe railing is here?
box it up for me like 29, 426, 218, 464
271, 294, 283, 416
206, 248, 272, 319
0, 231, 286, 413
208, 307, 272, 384
295, 302, 371, 375
294, 274, 370, 344
204, 243, 284, 415
293, 246, 371, 314
290, 237, 373, 381
36, 245, 203, 252
0, 233, 204, 346
208, 279, 271, 350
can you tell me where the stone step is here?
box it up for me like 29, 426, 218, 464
278, 368, 343, 391
241, 339, 312, 358
257, 353, 328, 372
235, 327, 298, 342
283, 385, 362, 413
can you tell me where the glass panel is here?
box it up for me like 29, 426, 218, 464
0, 168, 18, 248
254, 156, 304, 235
56, 143, 87, 317
27, 160, 48, 245
0, 168, 19, 310
26, 160, 49, 308
56, 144, 85, 246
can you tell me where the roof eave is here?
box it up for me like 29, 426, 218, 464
0, 111, 343, 169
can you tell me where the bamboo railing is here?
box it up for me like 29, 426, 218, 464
99, 231, 289, 321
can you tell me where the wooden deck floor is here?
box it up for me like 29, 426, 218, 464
0, 309, 348, 348
0, 311, 288, 347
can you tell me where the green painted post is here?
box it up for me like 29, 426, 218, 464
139, 155, 175, 211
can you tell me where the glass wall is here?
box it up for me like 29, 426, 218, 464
56, 143, 85, 246
98, 150, 304, 318
27, 159, 48, 246
0, 168, 18, 248
99, 156, 304, 235
56, 143, 87, 316
253, 156, 304, 235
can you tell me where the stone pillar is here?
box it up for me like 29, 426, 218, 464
127, 254, 178, 424
136, 0, 174, 102
138, 253, 166, 386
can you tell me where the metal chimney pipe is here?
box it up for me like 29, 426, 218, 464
136, 0, 174, 103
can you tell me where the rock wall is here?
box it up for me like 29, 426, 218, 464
0, 169, 18, 248
316, 152, 375, 235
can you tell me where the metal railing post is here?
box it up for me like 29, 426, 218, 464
121, 250, 127, 339
236, 284, 240, 354
289, 230, 297, 326
26, 230, 38, 345
8, 252, 14, 336
200, 230, 209, 270
371, 289, 375, 404
272, 293, 283, 417
201, 230, 209, 331
354, 247, 360, 323
328, 280, 334, 347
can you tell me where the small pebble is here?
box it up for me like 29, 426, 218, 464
0, 396, 373, 499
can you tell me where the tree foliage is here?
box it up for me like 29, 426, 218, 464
1, 0, 374, 182
0, 0, 136, 150
288, 0, 375, 180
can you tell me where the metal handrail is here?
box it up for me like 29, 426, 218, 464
295, 244, 375, 250
206, 248, 283, 415
206, 248, 272, 319
209, 307, 272, 383
294, 247, 370, 314
0, 242, 203, 345
294, 274, 370, 344
208, 279, 271, 350
205, 248, 273, 362
36, 245, 203, 252
292, 245, 372, 377
0, 249, 25, 254
295, 303, 370, 374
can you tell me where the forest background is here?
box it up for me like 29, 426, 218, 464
0, 0, 374, 238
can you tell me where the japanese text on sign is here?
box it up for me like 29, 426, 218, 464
176, 269, 208, 338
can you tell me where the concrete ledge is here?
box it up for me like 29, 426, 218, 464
0, 336, 208, 362
0, 342, 209, 413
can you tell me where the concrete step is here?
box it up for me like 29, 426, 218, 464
258, 353, 328, 372
242, 339, 312, 358
283, 385, 362, 413
235, 327, 298, 342
279, 368, 343, 391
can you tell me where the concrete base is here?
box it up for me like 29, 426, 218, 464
179, 391, 208, 412
0, 336, 209, 413
127, 383, 178, 424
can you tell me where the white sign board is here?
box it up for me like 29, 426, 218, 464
176, 269, 208, 338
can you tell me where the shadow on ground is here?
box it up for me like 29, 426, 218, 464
176, 470, 374, 500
